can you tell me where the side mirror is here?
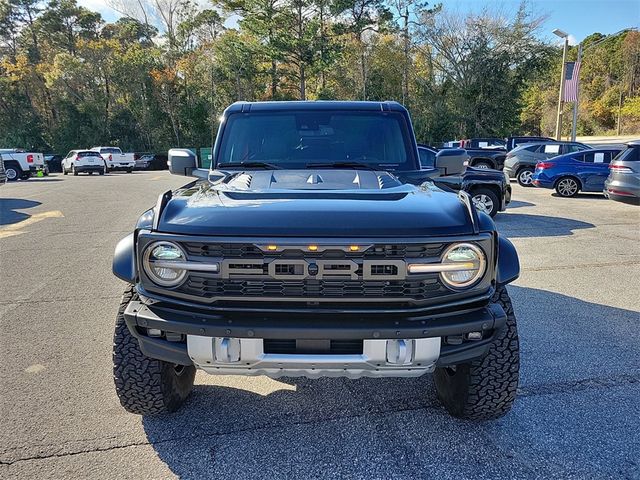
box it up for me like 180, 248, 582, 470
435, 148, 467, 176
168, 149, 198, 176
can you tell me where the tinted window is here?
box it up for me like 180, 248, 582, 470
78, 151, 102, 157
418, 148, 436, 168
582, 152, 609, 164
101, 147, 122, 154
218, 111, 416, 170
613, 147, 640, 162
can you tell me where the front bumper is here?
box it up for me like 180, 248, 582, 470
123, 297, 507, 378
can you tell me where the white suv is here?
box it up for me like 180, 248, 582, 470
90, 147, 135, 173
62, 150, 106, 176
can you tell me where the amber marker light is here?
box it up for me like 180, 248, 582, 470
349, 245, 360, 252
308, 245, 318, 251
267, 245, 278, 251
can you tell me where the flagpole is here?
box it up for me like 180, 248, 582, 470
571, 44, 582, 142
555, 36, 569, 140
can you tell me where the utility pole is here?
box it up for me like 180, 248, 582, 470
554, 31, 569, 140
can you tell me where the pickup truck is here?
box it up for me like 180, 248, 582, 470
0, 148, 45, 181
418, 145, 511, 217
112, 100, 521, 421
90, 146, 135, 173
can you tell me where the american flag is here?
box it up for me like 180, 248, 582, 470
563, 61, 581, 102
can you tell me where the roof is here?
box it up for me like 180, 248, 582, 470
224, 100, 407, 114
626, 140, 640, 146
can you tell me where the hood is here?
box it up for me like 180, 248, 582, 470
156, 169, 479, 237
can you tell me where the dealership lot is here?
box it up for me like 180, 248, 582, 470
1, 172, 639, 479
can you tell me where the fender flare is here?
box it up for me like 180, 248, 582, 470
113, 233, 136, 283
496, 235, 520, 285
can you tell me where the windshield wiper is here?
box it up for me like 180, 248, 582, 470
218, 162, 281, 170
306, 162, 377, 171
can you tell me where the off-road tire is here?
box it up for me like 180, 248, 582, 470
434, 286, 519, 420
113, 285, 196, 415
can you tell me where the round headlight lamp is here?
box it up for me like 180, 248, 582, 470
143, 241, 187, 287
440, 243, 486, 288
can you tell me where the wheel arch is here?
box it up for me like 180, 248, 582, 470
496, 235, 520, 286
470, 157, 496, 168
113, 233, 137, 283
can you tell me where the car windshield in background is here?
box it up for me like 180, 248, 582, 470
78, 151, 102, 157
217, 111, 415, 170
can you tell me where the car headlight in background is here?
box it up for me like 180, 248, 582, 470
440, 243, 486, 288
143, 241, 188, 287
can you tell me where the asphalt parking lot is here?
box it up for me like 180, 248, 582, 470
1, 171, 639, 479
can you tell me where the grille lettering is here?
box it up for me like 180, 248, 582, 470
220, 259, 406, 280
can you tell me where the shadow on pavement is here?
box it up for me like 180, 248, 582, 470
506, 200, 535, 209
495, 212, 595, 238
0, 198, 41, 226
550, 192, 607, 200
142, 287, 639, 479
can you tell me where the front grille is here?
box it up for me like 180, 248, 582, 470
139, 237, 493, 306
180, 275, 447, 301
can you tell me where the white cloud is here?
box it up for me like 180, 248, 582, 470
567, 34, 578, 46
76, 0, 121, 22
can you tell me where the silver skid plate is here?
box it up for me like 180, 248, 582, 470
186, 336, 440, 379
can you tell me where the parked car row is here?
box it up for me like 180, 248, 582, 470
2, 146, 169, 180
528, 141, 639, 205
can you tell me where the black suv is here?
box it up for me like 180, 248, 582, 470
112, 101, 521, 420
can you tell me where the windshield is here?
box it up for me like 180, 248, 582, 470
217, 111, 417, 170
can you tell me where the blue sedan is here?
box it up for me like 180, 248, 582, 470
531, 148, 622, 197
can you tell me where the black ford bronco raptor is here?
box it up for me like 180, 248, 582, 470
112, 101, 520, 420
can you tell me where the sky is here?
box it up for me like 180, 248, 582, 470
78, 0, 639, 44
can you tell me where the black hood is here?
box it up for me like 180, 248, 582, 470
155, 169, 479, 237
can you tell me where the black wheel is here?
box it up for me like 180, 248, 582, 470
126, 169, 133, 174
63, 166, 68, 175
20, 171, 31, 180
555, 177, 580, 197
72, 165, 78, 176
99, 167, 105, 175
471, 187, 500, 217
516, 167, 534, 187
434, 286, 519, 420
4, 163, 21, 181
473, 161, 492, 169
113, 285, 196, 415
88, 171, 93, 175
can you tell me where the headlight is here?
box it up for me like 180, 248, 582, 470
143, 241, 187, 287
440, 243, 486, 288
